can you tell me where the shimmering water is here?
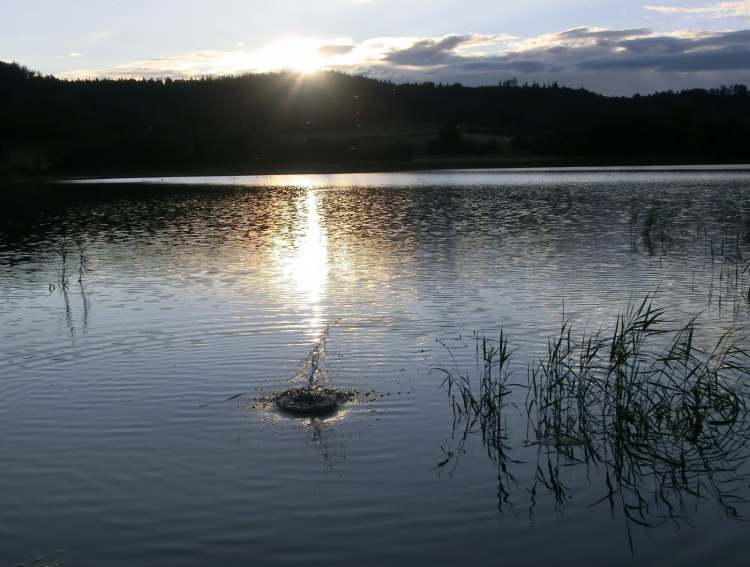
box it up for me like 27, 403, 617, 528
3, 168, 750, 566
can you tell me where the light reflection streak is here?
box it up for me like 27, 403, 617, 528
275, 186, 329, 338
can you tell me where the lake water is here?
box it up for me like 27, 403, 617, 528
3, 168, 750, 566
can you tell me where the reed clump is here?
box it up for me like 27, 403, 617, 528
438, 296, 750, 540
527, 297, 748, 454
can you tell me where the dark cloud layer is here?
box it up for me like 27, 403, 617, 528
358, 27, 750, 94
380, 27, 750, 73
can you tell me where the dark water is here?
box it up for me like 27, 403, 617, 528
2, 168, 750, 566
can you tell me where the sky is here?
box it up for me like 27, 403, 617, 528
2, 0, 750, 94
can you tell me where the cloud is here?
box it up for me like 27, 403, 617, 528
318, 43, 355, 56
68, 52, 83, 58
61, 36, 417, 79
384, 35, 470, 66
645, 1, 750, 18
383, 34, 514, 66
64, 51, 244, 79
61, 27, 750, 95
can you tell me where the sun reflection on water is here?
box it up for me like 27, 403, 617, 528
277, 187, 329, 337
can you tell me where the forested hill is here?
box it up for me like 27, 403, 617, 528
1, 61, 749, 175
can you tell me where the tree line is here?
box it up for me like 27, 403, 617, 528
1, 61, 749, 175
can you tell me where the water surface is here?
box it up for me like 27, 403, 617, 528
3, 168, 750, 566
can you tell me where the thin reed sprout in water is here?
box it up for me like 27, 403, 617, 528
49, 236, 92, 291
437, 296, 750, 551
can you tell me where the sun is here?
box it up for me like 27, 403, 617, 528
294, 57, 323, 74
261, 39, 326, 74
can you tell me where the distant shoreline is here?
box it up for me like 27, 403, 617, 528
61, 156, 750, 180
6, 157, 750, 185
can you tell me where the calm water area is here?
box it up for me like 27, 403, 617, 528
2, 167, 750, 566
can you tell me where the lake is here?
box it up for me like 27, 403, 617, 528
3, 167, 750, 566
